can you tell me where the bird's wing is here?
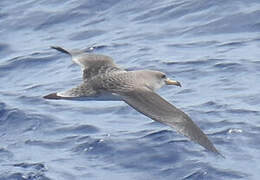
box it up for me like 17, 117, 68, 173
120, 88, 220, 154
51, 46, 123, 80
43, 82, 97, 100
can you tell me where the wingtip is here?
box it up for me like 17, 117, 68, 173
202, 140, 224, 158
43, 93, 62, 100
51, 46, 71, 55
212, 148, 225, 158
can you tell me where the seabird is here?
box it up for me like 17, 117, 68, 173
44, 46, 220, 155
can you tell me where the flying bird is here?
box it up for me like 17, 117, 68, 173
44, 46, 220, 155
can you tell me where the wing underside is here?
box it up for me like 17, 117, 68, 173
121, 89, 220, 154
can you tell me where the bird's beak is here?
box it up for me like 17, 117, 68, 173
165, 78, 182, 87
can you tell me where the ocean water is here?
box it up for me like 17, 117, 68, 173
1, 0, 260, 179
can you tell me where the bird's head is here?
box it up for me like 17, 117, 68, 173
137, 70, 181, 91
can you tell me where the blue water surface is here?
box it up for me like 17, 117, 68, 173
1, 0, 260, 179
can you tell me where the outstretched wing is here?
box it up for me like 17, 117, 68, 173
43, 83, 97, 100
51, 46, 123, 80
120, 89, 220, 154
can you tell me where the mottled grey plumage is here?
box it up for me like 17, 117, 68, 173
44, 46, 221, 155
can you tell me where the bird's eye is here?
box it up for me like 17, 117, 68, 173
161, 74, 166, 78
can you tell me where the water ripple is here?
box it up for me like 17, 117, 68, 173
1, 0, 260, 179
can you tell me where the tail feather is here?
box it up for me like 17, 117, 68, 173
51, 46, 71, 55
